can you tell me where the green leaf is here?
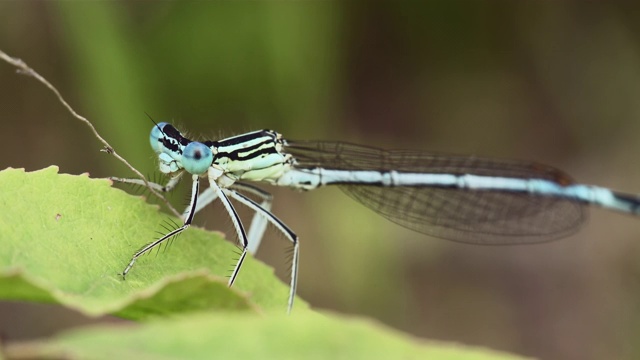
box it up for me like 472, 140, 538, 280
5, 311, 527, 360
0, 166, 303, 318
0, 167, 529, 359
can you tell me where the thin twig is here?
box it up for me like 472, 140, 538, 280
0, 49, 181, 218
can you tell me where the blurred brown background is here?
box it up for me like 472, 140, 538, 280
2, 2, 640, 359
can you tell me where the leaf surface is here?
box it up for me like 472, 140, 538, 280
0, 167, 299, 318
6, 311, 529, 360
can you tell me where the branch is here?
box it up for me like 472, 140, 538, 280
0, 49, 181, 218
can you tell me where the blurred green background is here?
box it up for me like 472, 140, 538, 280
2, 2, 640, 359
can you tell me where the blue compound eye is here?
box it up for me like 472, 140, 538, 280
182, 142, 213, 175
150, 122, 169, 153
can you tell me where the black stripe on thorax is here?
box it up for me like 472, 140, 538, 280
214, 129, 276, 147
215, 146, 279, 162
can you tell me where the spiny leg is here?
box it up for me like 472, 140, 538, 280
231, 183, 273, 255
226, 189, 299, 314
194, 182, 273, 255
110, 171, 184, 193
208, 181, 250, 288
121, 174, 199, 278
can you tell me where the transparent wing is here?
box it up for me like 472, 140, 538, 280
285, 141, 586, 244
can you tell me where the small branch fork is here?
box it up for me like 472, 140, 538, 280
0, 49, 181, 218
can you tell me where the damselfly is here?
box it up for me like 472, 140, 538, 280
113, 122, 640, 313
